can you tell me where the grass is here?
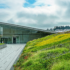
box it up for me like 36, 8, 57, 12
51, 60, 70, 70
14, 32, 70, 70
0, 43, 4, 45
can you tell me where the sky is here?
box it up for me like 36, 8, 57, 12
0, 0, 70, 29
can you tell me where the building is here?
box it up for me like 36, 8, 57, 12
0, 22, 55, 44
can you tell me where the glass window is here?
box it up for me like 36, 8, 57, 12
0, 26, 3, 35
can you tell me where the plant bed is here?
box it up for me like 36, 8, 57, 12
0, 43, 7, 49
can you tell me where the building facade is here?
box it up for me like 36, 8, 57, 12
0, 22, 55, 44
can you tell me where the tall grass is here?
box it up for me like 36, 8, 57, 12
51, 60, 70, 70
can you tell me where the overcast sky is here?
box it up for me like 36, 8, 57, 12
0, 0, 70, 29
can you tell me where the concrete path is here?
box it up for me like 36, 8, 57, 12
0, 44, 26, 70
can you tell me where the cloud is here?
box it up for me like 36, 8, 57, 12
56, 0, 70, 19
57, 22, 70, 26
33, 0, 55, 6
64, 8, 70, 18
0, 10, 10, 22
0, 4, 9, 8
0, 0, 25, 9
56, 0, 68, 7
0, 0, 70, 29
8, 11, 58, 29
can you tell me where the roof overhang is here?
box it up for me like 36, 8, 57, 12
0, 22, 56, 34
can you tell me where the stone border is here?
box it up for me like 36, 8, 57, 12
0, 44, 7, 49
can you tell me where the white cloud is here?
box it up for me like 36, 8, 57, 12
0, 0, 25, 8
33, 0, 55, 6
0, 0, 70, 29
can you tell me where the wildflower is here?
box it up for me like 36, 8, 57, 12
35, 34, 70, 47
15, 66, 16, 67
24, 56, 28, 59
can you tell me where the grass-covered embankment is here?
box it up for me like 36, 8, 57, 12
14, 32, 70, 70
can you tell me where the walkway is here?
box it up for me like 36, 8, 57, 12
0, 44, 26, 70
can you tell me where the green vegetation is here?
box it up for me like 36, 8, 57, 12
0, 43, 4, 45
14, 32, 70, 70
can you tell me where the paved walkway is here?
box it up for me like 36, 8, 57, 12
0, 44, 26, 70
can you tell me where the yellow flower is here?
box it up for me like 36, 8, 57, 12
35, 34, 70, 47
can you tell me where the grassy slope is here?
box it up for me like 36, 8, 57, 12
14, 32, 70, 70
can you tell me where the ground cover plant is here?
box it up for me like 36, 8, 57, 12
0, 43, 4, 45
14, 32, 70, 70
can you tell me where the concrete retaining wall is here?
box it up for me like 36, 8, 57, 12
0, 44, 7, 49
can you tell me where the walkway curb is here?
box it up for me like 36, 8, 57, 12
0, 44, 7, 49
